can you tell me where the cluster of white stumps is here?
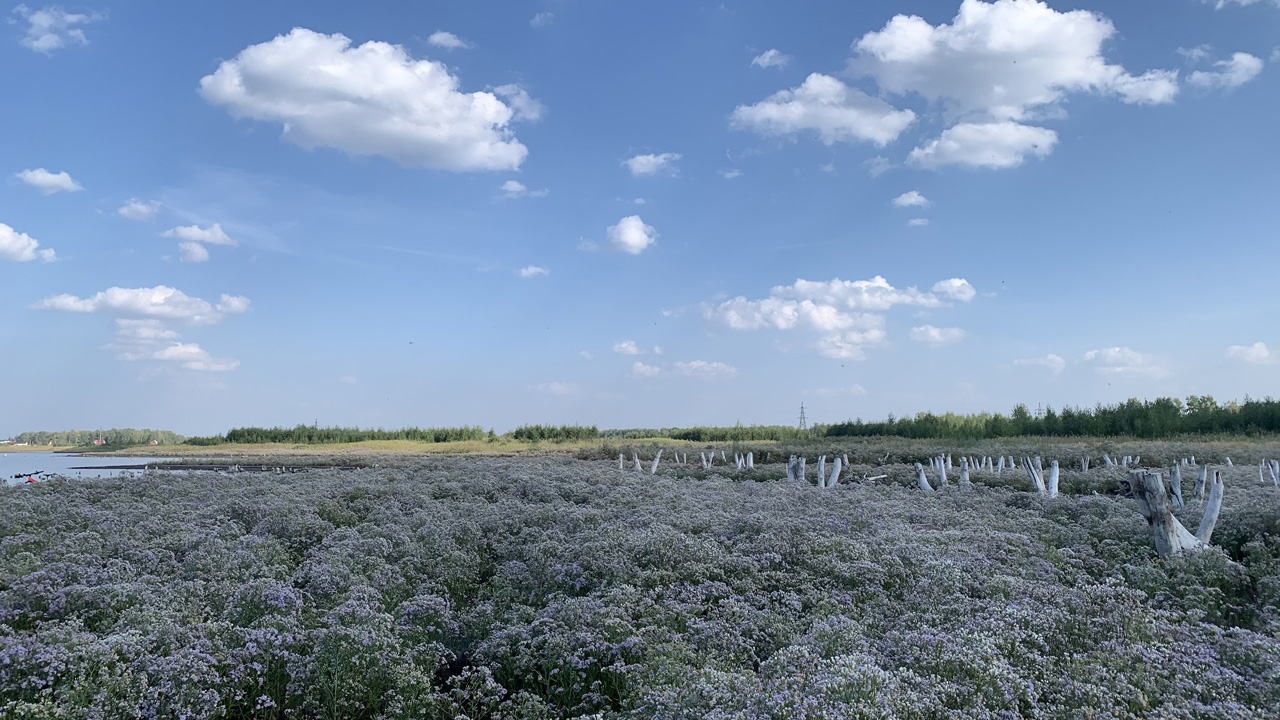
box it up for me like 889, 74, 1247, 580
613, 447, 1280, 558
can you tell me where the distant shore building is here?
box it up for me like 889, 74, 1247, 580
92, 438, 107, 446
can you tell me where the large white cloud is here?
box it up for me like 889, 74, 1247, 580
850, 0, 1176, 169
851, 0, 1179, 121
34, 286, 250, 324
705, 275, 973, 359
1187, 52, 1264, 89
731, 73, 917, 146
908, 122, 1057, 168
607, 216, 657, 255
12, 4, 100, 53
199, 28, 534, 171
0, 223, 56, 262
15, 168, 83, 194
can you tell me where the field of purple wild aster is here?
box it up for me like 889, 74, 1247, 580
2, 453, 1279, 719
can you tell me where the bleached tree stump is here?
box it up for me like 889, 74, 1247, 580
799, 457, 806, 484
619, 453, 624, 471
1048, 460, 1059, 498
959, 457, 971, 489
651, 450, 662, 474
1103, 454, 1114, 467
946, 454, 953, 470
937, 456, 948, 487
786, 456, 797, 482
1268, 460, 1280, 486
1225, 457, 1233, 467
747, 452, 754, 469
997, 456, 1005, 474
1021, 457, 1046, 495
1130, 470, 1222, 557
1169, 464, 1184, 509
829, 456, 841, 487
1081, 456, 1090, 472
1193, 464, 1208, 501
914, 462, 934, 492
817, 456, 826, 488
633, 452, 642, 472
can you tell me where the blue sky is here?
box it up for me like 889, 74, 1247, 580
2, 0, 1278, 436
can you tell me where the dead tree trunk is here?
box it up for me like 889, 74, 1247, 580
1047, 461, 1059, 498
829, 456, 842, 487
1103, 454, 1114, 467
746, 452, 753, 469
633, 452, 642, 472
651, 450, 662, 475
1193, 465, 1208, 501
1081, 456, 1090, 472
1169, 464, 1184, 508
958, 457, 971, 489
914, 462, 934, 492
936, 456, 948, 487
1021, 457, 1046, 495
1130, 470, 1222, 557
817, 456, 826, 488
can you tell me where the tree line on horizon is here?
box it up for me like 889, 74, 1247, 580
7, 428, 186, 446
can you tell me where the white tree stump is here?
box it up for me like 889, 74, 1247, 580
633, 452, 642, 472
747, 452, 754, 469
997, 456, 1005, 474
618, 453, 624, 471
914, 462, 934, 492
1130, 470, 1222, 557
936, 456, 948, 487
1225, 457, 1233, 467
1193, 464, 1208, 501
959, 457, 971, 489
1081, 456, 1090, 472
1047, 460, 1059, 498
1103, 454, 1114, 467
1021, 457, 1046, 495
651, 450, 662, 474
786, 455, 796, 482
829, 456, 842, 487
817, 456, 826, 488
1169, 464, 1184, 508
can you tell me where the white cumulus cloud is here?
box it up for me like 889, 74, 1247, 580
910, 325, 965, 346
674, 360, 738, 379
15, 168, 82, 194
34, 286, 250, 324
628, 361, 661, 379
851, 0, 1180, 120
118, 199, 161, 221
12, 4, 100, 53
163, 223, 237, 246
751, 49, 792, 68
1226, 342, 1273, 364
607, 215, 657, 255
427, 31, 471, 50
199, 28, 533, 171
892, 190, 930, 207
1187, 52, 1264, 89
518, 265, 548, 278
501, 180, 549, 198
623, 152, 681, 176
152, 342, 240, 372
1014, 353, 1066, 374
613, 340, 641, 355
731, 73, 917, 146
931, 278, 976, 301
1082, 346, 1167, 377
909, 122, 1057, 169
178, 241, 209, 263
0, 222, 56, 262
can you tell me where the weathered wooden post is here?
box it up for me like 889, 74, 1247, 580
799, 457, 806, 484
817, 456, 826, 488
914, 462, 934, 492
1130, 470, 1222, 557
618, 453, 624, 471
786, 456, 797, 482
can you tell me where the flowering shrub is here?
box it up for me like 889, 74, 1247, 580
1, 455, 1278, 718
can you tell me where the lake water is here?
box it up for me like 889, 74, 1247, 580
1, 452, 175, 485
